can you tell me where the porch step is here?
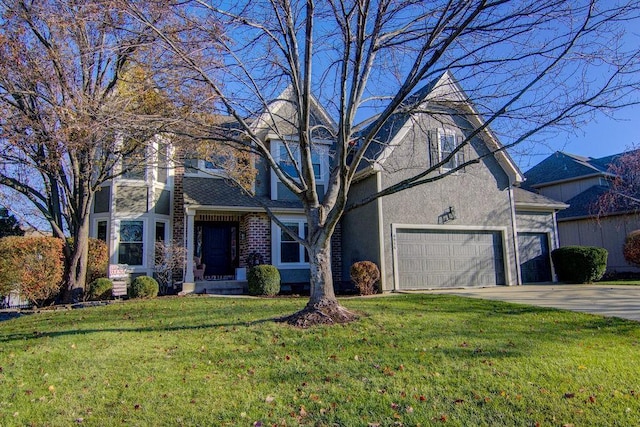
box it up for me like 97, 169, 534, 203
194, 280, 248, 295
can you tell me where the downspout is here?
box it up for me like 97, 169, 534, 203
508, 187, 522, 286
376, 171, 387, 291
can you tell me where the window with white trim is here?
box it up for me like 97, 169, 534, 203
118, 220, 144, 265
271, 140, 328, 199
430, 129, 465, 172
272, 218, 309, 267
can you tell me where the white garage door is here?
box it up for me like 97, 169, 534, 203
395, 229, 506, 289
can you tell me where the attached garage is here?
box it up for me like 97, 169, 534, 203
393, 226, 507, 290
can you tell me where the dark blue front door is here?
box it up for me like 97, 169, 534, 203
196, 222, 238, 277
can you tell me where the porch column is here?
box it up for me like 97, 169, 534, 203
184, 209, 195, 288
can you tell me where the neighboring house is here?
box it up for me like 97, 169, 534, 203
89, 72, 567, 293
523, 151, 640, 274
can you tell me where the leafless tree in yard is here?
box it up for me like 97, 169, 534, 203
130, 0, 640, 326
0, 0, 172, 301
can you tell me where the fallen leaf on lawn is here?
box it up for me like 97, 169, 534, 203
309, 394, 319, 401
419, 395, 426, 401
564, 393, 575, 399
405, 406, 414, 413
134, 404, 141, 410
253, 421, 262, 427
454, 399, 465, 404
265, 396, 275, 403
299, 405, 308, 417
391, 402, 399, 410
48, 385, 55, 393
588, 395, 596, 403
578, 365, 587, 370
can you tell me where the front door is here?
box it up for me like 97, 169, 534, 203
195, 222, 238, 277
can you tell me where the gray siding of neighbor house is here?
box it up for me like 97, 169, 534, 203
538, 176, 603, 202
341, 175, 382, 283
558, 216, 640, 273
377, 114, 518, 290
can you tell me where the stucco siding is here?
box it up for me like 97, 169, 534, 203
341, 175, 381, 283
378, 114, 518, 290
516, 211, 556, 234
558, 216, 640, 273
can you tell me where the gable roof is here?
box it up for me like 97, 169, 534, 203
250, 85, 336, 140
355, 71, 523, 184
522, 151, 627, 189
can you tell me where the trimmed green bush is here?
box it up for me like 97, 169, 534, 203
86, 278, 113, 301
128, 276, 159, 299
551, 246, 608, 283
248, 265, 280, 296
350, 261, 380, 295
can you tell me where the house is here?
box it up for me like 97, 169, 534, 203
523, 150, 640, 275
89, 72, 567, 293
342, 72, 566, 290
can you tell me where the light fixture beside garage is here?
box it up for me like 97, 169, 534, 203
438, 206, 456, 224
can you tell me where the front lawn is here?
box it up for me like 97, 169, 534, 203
1, 295, 639, 426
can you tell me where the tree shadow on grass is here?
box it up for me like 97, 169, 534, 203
0, 317, 277, 343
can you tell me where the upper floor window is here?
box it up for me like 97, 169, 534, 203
278, 144, 322, 180
429, 129, 466, 172
121, 143, 146, 180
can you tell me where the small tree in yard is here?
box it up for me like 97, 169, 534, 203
350, 261, 380, 296
623, 231, 640, 266
154, 240, 186, 295
122, 1, 640, 325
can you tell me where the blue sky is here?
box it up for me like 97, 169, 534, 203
514, 103, 640, 171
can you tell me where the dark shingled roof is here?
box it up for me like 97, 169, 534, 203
556, 185, 609, 220
354, 75, 442, 171
513, 187, 567, 210
522, 152, 605, 189
523, 150, 640, 189
183, 177, 303, 210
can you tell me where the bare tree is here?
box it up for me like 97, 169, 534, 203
153, 240, 186, 295
594, 148, 640, 217
0, 0, 170, 301
128, 0, 640, 325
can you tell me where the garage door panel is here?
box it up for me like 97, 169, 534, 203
396, 229, 505, 290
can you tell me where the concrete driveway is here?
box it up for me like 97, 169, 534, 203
423, 284, 640, 322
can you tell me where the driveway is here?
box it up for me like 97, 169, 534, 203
422, 284, 640, 322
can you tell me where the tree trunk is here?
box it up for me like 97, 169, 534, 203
62, 217, 90, 303
280, 231, 357, 327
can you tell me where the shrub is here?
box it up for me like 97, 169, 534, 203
551, 246, 608, 283
67, 237, 109, 285
0, 236, 64, 306
623, 231, 640, 266
128, 276, 159, 299
248, 265, 280, 296
86, 278, 113, 301
350, 261, 380, 295
87, 238, 109, 284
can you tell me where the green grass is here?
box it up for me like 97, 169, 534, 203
1, 295, 639, 426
